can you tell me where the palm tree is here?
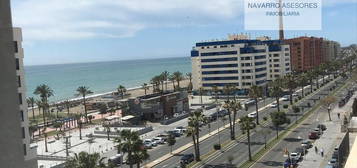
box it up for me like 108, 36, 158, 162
64, 151, 103, 168
142, 83, 149, 95
269, 79, 283, 112
223, 85, 234, 137
27, 97, 36, 119
34, 84, 54, 127
162, 71, 170, 91
186, 72, 193, 91
116, 130, 144, 168
150, 76, 161, 93
35, 100, 43, 137
224, 100, 242, 140
312, 67, 320, 89
64, 100, 71, 116
270, 111, 290, 139
283, 74, 297, 105
239, 116, 256, 161
117, 85, 126, 99
298, 73, 308, 97
76, 86, 93, 123
249, 85, 263, 124
187, 109, 205, 161
132, 148, 150, 168
305, 70, 315, 93
173, 71, 183, 90
169, 74, 176, 91
74, 114, 83, 140
322, 96, 336, 121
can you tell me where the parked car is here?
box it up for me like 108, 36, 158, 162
153, 137, 165, 144
176, 126, 187, 133
295, 147, 307, 156
108, 154, 123, 166
328, 158, 338, 167
167, 130, 181, 137
317, 124, 327, 131
143, 140, 153, 149
269, 103, 278, 108
281, 95, 290, 101
180, 153, 194, 164
248, 112, 257, 118
284, 158, 298, 168
157, 133, 169, 141
313, 128, 323, 135
144, 139, 157, 147
308, 132, 319, 139
301, 140, 313, 148
290, 152, 302, 161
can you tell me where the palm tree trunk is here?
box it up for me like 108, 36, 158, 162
32, 104, 35, 119
83, 95, 88, 123
316, 77, 319, 88
228, 110, 234, 140
45, 133, 48, 152
289, 89, 293, 105
232, 110, 237, 139
79, 122, 82, 140
247, 129, 252, 161
276, 126, 279, 139
255, 99, 259, 124
276, 97, 280, 112
136, 163, 140, 168
328, 109, 332, 121
195, 127, 201, 161
301, 85, 304, 97
192, 134, 198, 161
310, 79, 313, 93
128, 151, 133, 168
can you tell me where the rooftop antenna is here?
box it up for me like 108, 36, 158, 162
278, 0, 284, 40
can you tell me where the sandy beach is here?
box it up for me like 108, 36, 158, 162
28, 79, 190, 119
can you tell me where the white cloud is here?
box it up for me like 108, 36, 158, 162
11, 0, 243, 41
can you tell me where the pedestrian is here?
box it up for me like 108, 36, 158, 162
320, 148, 324, 157
315, 146, 318, 153
337, 112, 340, 119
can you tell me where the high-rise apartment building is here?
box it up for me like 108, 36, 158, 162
0, 1, 37, 167
191, 34, 291, 93
284, 37, 323, 72
14, 27, 38, 167
322, 40, 341, 62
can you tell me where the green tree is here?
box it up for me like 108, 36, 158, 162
187, 109, 205, 161
142, 83, 149, 95
27, 97, 36, 119
116, 130, 144, 168
150, 75, 161, 93
186, 72, 193, 91
162, 71, 170, 91
298, 73, 307, 97
239, 116, 256, 161
64, 100, 71, 116
305, 70, 315, 93
322, 96, 337, 121
224, 100, 242, 140
132, 148, 150, 168
168, 74, 176, 91
283, 74, 297, 105
292, 105, 300, 123
249, 85, 263, 124
74, 114, 83, 140
167, 134, 176, 154
270, 111, 290, 139
34, 84, 54, 127
76, 86, 93, 123
173, 71, 184, 90
117, 85, 127, 99
64, 151, 104, 168
269, 79, 283, 112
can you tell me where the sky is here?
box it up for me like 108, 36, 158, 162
10, 0, 357, 66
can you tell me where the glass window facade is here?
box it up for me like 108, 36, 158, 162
202, 64, 238, 68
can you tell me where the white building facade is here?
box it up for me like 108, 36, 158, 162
14, 27, 38, 167
191, 35, 291, 94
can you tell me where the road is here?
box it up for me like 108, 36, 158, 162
188, 76, 346, 168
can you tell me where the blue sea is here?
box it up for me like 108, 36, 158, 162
25, 57, 191, 102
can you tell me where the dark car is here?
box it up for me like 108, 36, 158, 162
284, 158, 298, 168
309, 132, 319, 139
180, 153, 194, 164
295, 147, 307, 156
167, 130, 181, 137
317, 124, 327, 131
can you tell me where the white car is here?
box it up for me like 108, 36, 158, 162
281, 96, 289, 101
153, 137, 165, 144
174, 128, 184, 135
175, 126, 187, 133
247, 112, 257, 118
290, 152, 302, 161
269, 103, 278, 108
143, 139, 157, 147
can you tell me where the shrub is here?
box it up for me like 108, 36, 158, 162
314, 88, 317, 91
295, 99, 298, 103
214, 144, 221, 150
283, 104, 289, 109
298, 96, 302, 100
307, 102, 311, 107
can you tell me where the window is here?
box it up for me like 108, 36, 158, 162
17, 76, 21, 87
285, 63, 290, 66
14, 41, 18, 53
201, 47, 204, 49
274, 64, 280, 67
241, 63, 252, 67
255, 73, 267, 78
255, 67, 267, 72
231, 45, 235, 47
202, 77, 239, 81
241, 56, 251, 60
255, 61, 266, 66
202, 70, 238, 75
201, 57, 237, 62
22, 127, 25, 138
20, 110, 24, 121
274, 69, 280, 72
273, 59, 279, 62
286, 68, 290, 71
214, 46, 217, 48
284, 48, 289, 51
273, 54, 280, 57
201, 64, 238, 68
202, 83, 239, 87
242, 82, 252, 86
285, 53, 290, 56
19, 93, 22, 104
242, 76, 252, 79
16, 58, 20, 70
201, 51, 237, 56
256, 80, 266, 85
23, 144, 27, 155
274, 75, 280, 78
242, 69, 252, 73
254, 55, 266, 59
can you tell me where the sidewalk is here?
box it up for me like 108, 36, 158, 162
299, 91, 356, 168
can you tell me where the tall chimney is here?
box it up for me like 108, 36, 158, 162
278, 0, 284, 40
